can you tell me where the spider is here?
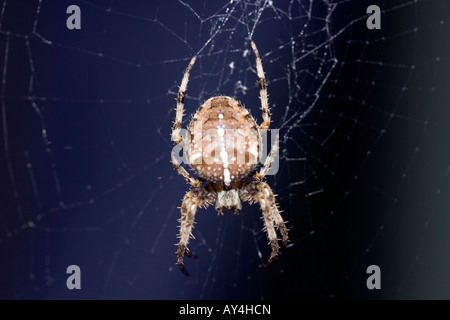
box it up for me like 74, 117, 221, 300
171, 41, 288, 276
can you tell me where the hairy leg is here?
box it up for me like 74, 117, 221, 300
239, 181, 288, 267
250, 41, 270, 130
172, 56, 197, 145
176, 186, 215, 275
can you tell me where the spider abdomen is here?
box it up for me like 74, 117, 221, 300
187, 96, 260, 186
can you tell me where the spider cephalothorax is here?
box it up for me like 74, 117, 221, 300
171, 41, 288, 275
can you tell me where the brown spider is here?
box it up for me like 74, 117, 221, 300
171, 41, 288, 276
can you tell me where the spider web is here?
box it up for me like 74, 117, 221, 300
0, 0, 449, 299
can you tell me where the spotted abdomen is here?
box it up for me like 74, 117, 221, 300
187, 96, 260, 186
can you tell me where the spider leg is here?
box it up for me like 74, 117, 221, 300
250, 40, 271, 131
171, 55, 203, 187
254, 129, 279, 181
172, 55, 197, 145
251, 40, 278, 181
176, 186, 215, 276
171, 147, 203, 187
239, 181, 288, 268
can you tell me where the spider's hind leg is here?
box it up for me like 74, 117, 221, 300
250, 40, 271, 131
172, 55, 197, 145
171, 147, 203, 187
253, 129, 279, 181
171, 55, 204, 188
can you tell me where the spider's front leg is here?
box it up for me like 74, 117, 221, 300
176, 187, 215, 276
240, 181, 288, 268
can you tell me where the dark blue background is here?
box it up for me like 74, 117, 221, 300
0, 0, 449, 299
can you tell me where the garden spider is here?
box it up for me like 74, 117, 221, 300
171, 41, 288, 276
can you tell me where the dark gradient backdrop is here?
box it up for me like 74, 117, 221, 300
0, 0, 449, 299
